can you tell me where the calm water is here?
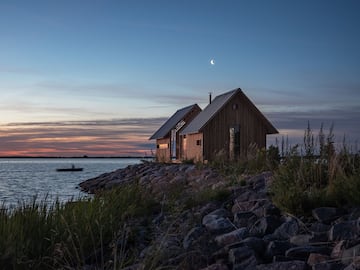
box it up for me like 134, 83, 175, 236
0, 158, 142, 207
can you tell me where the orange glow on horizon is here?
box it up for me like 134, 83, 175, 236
0, 120, 158, 157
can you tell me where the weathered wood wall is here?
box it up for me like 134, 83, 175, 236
202, 92, 268, 161
176, 106, 202, 159
155, 138, 171, 162
181, 133, 203, 162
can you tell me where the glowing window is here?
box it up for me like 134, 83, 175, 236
158, 144, 169, 149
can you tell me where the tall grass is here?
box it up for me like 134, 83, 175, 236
210, 143, 280, 178
0, 183, 159, 270
270, 124, 360, 214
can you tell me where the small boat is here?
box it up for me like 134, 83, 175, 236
56, 165, 83, 172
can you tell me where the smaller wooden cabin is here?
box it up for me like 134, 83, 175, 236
180, 88, 278, 162
149, 104, 201, 162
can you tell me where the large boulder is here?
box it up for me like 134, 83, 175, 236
328, 220, 360, 241
202, 209, 234, 234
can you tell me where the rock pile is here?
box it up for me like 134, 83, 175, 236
79, 162, 360, 270
79, 161, 225, 195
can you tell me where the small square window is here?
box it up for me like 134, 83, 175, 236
158, 143, 168, 149
196, 139, 201, 146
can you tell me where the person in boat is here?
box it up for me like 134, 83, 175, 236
72, 164, 75, 169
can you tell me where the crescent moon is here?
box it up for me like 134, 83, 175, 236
210, 59, 215, 65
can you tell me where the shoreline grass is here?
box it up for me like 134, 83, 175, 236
0, 183, 160, 270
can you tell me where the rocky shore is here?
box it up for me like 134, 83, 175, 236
79, 162, 360, 270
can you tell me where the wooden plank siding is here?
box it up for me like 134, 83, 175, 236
181, 133, 203, 162
202, 92, 268, 161
155, 138, 171, 162
151, 104, 202, 162
176, 106, 202, 159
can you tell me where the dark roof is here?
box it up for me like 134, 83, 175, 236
180, 88, 278, 135
180, 89, 238, 135
149, 104, 200, 140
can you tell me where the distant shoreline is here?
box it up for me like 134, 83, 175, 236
0, 156, 155, 159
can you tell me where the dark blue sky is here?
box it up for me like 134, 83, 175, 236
0, 0, 359, 155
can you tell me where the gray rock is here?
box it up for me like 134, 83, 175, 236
251, 200, 273, 217
265, 241, 295, 259
266, 219, 299, 240
233, 211, 258, 228
331, 240, 345, 259
239, 237, 266, 256
234, 190, 261, 203
285, 246, 332, 260
203, 208, 232, 223
328, 220, 360, 241
290, 234, 313, 246
203, 217, 234, 234
215, 228, 248, 247
341, 243, 360, 265
311, 231, 329, 243
202, 208, 234, 233
232, 200, 258, 213
309, 222, 331, 233
344, 260, 360, 270
256, 260, 307, 270
183, 226, 206, 250
307, 253, 330, 266
311, 263, 334, 270
312, 207, 345, 224
249, 216, 282, 237
348, 207, 360, 220
198, 202, 220, 217
229, 246, 258, 269
200, 263, 229, 270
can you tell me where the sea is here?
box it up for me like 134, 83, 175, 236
0, 158, 143, 208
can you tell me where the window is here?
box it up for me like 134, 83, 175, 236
196, 139, 201, 146
157, 144, 168, 149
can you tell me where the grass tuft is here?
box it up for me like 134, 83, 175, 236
0, 183, 159, 270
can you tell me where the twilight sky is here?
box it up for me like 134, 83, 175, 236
0, 0, 359, 156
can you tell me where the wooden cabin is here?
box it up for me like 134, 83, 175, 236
149, 104, 201, 162
179, 88, 278, 162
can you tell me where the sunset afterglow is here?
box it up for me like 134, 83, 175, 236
0, 1, 359, 156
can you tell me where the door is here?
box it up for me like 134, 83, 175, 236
229, 125, 240, 160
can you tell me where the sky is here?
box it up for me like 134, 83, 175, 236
0, 0, 359, 156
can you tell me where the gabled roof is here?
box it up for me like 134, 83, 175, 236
180, 88, 278, 135
180, 89, 238, 135
149, 104, 200, 140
